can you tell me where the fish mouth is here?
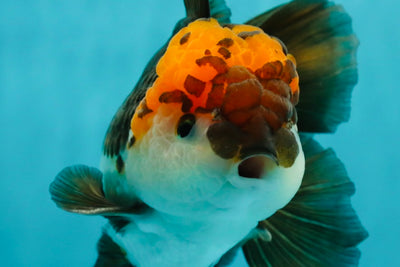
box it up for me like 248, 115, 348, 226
238, 155, 274, 179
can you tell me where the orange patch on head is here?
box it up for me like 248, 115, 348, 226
130, 18, 299, 141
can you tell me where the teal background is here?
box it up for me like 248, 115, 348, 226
0, 0, 399, 266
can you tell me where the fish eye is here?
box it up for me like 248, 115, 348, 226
177, 114, 196, 138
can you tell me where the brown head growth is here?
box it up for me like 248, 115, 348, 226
130, 19, 300, 166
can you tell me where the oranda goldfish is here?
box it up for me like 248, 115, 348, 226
50, 0, 368, 266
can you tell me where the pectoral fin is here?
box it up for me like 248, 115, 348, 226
50, 165, 128, 215
246, 0, 358, 133
242, 135, 368, 266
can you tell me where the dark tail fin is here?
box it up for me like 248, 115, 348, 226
246, 0, 359, 133
242, 135, 368, 266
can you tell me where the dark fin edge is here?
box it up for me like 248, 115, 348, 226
184, 0, 210, 19
246, 0, 359, 133
242, 134, 368, 266
94, 232, 134, 267
184, 0, 232, 23
174, 0, 232, 34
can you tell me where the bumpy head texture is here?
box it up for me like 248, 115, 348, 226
131, 18, 300, 166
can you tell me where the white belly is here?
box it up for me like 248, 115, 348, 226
107, 209, 257, 267
102, 114, 305, 266
106, 148, 304, 267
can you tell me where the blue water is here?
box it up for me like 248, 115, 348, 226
0, 0, 398, 266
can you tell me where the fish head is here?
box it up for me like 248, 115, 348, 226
126, 18, 304, 214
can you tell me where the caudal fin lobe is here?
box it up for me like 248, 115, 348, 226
247, 0, 359, 133
243, 135, 368, 266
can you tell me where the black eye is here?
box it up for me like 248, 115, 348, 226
177, 114, 196, 138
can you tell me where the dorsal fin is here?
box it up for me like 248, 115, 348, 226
210, 0, 231, 24
184, 0, 210, 19
184, 0, 231, 23
246, 0, 358, 133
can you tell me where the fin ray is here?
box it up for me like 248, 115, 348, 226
242, 136, 368, 266
246, 0, 359, 132
50, 165, 125, 214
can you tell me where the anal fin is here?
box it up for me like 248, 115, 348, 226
95, 232, 134, 267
